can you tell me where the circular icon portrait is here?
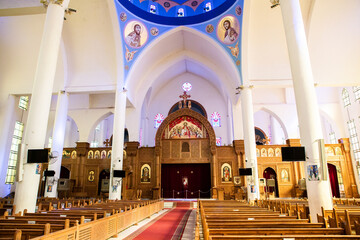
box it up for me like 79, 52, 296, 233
206, 24, 214, 34
235, 6, 242, 16
124, 21, 148, 49
217, 15, 240, 45
120, 12, 127, 22
150, 27, 159, 36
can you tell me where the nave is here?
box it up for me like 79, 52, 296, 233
2, 196, 360, 239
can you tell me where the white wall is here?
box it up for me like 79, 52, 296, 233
143, 73, 229, 147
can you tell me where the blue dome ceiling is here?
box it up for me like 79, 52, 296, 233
119, 0, 236, 25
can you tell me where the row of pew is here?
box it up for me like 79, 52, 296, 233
198, 200, 360, 240
0, 198, 160, 240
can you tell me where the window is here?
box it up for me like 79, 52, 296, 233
18, 96, 29, 111
329, 132, 337, 144
5, 121, 24, 184
150, 4, 156, 14
211, 112, 221, 127
216, 137, 221, 146
205, 2, 212, 12
154, 113, 164, 129
347, 120, 360, 173
90, 141, 99, 148
342, 88, 351, 107
353, 86, 360, 101
182, 82, 192, 92
177, 8, 185, 17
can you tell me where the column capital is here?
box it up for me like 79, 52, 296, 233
41, 0, 69, 8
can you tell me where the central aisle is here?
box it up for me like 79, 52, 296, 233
123, 201, 192, 240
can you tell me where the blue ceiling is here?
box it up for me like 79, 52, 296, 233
119, 0, 236, 25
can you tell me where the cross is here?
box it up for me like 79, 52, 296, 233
103, 139, 111, 147
179, 91, 191, 105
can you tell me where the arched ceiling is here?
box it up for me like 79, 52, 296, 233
125, 26, 240, 108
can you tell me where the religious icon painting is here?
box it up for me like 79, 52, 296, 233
233, 176, 241, 185
120, 12, 127, 22
326, 147, 335, 156
125, 46, 137, 62
150, 27, 159, 36
140, 164, 151, 183
260, 148, 267, 157
275, 148, 281, 157
87, 150, 94, 159
217, 15, 240, 45
221, 163, 232, 182
107, 150, 112, 159
307, 165, 320, 181
335, 147, 342, 155
235, 6, 242, 16
94, 150, 100, 159
227, 41, 239, 58
206, 24, 214, 34
268, 148, 274, 157
47, 185, 52, 192
256, 148, 260, 157
71, 150, 77, 159
281, 169, 290, 182
101, 150, 106, 159
124, 20, 148, 49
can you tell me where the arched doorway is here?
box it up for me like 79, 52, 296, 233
263, 167, 279, 198
98, 169, 110, 196
327, 163, 340, 198
60, 166, 70, 179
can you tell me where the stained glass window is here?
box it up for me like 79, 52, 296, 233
5, 121, 24, 184
177, 8, 185, 17
150, 4, 156, 14
18, 96, 29, 111
182, 82, 192, 92
155, 113, 164, 129
211, 112, 221, 127
342, 88, 351, 107
216, 137, 221, 146
205, 2, 212, 12
353, 86, 360, 101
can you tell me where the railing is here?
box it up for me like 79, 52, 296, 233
31, 200, 164, 240
162, 189, 211, 199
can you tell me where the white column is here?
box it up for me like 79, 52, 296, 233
241, 86, 260, 201
109, 89, 127, 200
279, 0, 333, 219
14, 0, 70, 213
44, 91, 69, 198
0, 95, 16, 197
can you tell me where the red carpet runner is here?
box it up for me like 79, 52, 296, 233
125, 202, 191, 240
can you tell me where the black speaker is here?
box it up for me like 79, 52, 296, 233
27, 149, 48, 163
113, 170, 125, 178
44, 170, 55, 177
239, 168, 252, 176
281, 147, 306, 161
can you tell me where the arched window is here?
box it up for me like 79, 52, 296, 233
154, 113, 164, 128
177, 8, 185, 17
211, 112, 221, 127
353, 86, 360, 101
342, 88, 351, 107
216, 137, 221, 146
149, 4, 156, 14
205, 2, 212, 12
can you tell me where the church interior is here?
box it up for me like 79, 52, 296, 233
1, 0, 360, 239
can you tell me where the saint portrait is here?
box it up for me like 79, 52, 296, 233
101, 150, 106, 159
140, 164, 151, 183
124, 21, 148, 49
217, 15, 240, 45
94, 150, 100, 159
71, 150, 77, 159
268, 148, 274, 157
107, 150, 112, 159
221, 163, 232, 182
87, 150, 93, 159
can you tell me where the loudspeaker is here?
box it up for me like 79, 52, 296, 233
113, 170, 125, 178
44, 170, 55, 177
